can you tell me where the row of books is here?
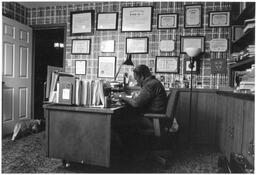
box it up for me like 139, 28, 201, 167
47, 74, 106, 106
229, 45, 255, 63
243, 18, 255, 34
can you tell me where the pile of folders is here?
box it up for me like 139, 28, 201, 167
46, 67, 107, 106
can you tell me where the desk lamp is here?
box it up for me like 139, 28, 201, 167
114, 53, 134, 81
184, 47, 202, 144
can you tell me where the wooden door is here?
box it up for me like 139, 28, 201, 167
2, 16, 32, 136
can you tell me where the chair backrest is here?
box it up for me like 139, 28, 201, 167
165, 90, 179, 121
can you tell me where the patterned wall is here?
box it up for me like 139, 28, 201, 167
3, 1, 232, 89
2, 2, 29, 25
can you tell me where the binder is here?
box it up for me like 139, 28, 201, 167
58, 81, 73, 105
58, 76, 76, 104
46, 66, 63, 99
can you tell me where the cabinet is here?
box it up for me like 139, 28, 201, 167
216, 92, 254, 166
43, 104, 124, 168
229, 2, 255, 87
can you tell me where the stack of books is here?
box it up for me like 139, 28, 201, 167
243, 18, 255, 33
246, 45, 255, 57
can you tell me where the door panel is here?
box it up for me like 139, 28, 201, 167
3, 42, 14, 76
19, 46, 28, 77
3, 23, 15, 37
2, 88, 14, 122
19, 87, 28, 118
2, 16, 32, 136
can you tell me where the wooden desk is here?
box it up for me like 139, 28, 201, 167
43, 104, 124, 168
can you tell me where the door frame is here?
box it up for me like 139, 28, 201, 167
31, 24, 66, 117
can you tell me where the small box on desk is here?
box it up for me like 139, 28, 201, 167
58, 76, 76, 105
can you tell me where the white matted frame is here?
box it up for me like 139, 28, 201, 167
121, 6, 153, 32
180, 36, 205, 53
155, 56, 179, 73
98, 56, 116, 78
75, 60, 87, 75
126, 37, 149, 54
157, 13, 178, 29
209, 11, 230, 27
71, 39, 91, 55
70, 10, 94, 36
184, 4, 202, 28
100, 40, 115, 53
96, 12, 118, 30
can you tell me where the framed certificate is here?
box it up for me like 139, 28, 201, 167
70, 10, 94, 36
184, 58, 199, 74
121, 6, 153, 32
98, 56, 116, 78
71, 39, 91, 55
100, 40, 115, 53
126, 37, 149, 54
209, 38, 228, 52
180, 36, 205, 53
157, 13, 178, 29
75, 60, 87, 75
160, 40, 175, 52
96, 12, 118, 30
209, 11, 230, 27
211, 59, 227, 74
184, 4, 202, 28
155, 56, 179, 73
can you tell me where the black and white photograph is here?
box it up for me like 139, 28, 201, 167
2, 1, 255, 174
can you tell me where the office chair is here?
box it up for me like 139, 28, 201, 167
142, 89, 180, 158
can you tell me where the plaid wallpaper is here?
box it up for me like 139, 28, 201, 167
2, 2, 29, 25
3, 1, 232, 89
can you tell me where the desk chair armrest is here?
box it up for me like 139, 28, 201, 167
143, 113, 167, 118
143, 113, 167, 137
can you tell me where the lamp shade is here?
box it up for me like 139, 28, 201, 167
185, 48, 202, 57
123, 54, 134, 66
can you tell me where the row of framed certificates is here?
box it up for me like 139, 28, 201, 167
72, 36, 228, 54
76, 56, 226, 77
75, 56, 194, 77
71, 5, 230, 36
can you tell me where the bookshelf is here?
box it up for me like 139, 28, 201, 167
229, 2, 255, 87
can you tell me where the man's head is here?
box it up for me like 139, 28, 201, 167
133, 65, 151, 86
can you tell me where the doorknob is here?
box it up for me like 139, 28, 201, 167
2, 81, 5, 85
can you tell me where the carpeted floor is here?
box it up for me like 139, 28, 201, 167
2, 132, 224, 173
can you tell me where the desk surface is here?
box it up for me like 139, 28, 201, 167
43, 104, 124, 114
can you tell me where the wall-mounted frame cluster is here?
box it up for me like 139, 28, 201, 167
69, 4, 231, 76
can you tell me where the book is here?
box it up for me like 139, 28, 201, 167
46, 66, 63, 99
59, 76, 76, 104
58, 81, 73, 105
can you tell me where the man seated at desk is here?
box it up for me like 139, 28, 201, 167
113, 64, 167, 150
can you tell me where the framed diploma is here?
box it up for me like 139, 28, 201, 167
184, 58, 199, 74
96, 12, 118, 30
98, 56, 116, 78
209, 11, 230, 27
71, 39, 91, 55
157, 13, 178, 29
70, 10, 94, 36
160, 40, 175, 52
75, 60, 87, 75
210, 38, 228, 52
211, 59, 227, 74
180, 36, 205, 53
155, 56, 179, 73
184, 4, 202, 28
126, 37, 148, 54
121, 6, 153, 32
100, 40, 115, 53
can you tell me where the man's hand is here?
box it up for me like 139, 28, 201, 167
112, 92, 126, 99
